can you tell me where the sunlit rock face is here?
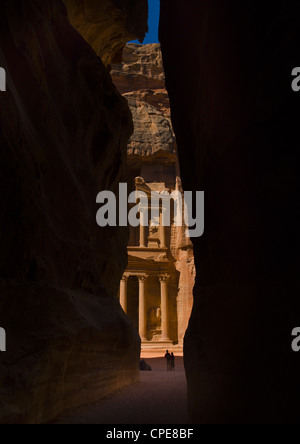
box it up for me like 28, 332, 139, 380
160, 0, 300, 424
112, 44, 195, 351
0, 0, 147, 424
62, 0, 148, 67
111, 44, 166, 94
111, 44, 175, 157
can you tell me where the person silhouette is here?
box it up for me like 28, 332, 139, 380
170, 353, 175, 371
164, 350, 171, 371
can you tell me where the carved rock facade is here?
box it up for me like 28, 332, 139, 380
112, 44, 195, 353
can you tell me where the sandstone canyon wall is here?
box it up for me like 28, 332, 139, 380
0, 0, 147, 424
160, 0, 300, 424
111, 44, 174, 157
62, 0, 148, 67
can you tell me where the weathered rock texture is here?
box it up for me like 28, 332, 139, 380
112, 44, 165, 93
112, 44, 195, 349
62, 0, 148, 67
111, 44, 175, 158
0, 0, 147, 424
160, 0, 300, 424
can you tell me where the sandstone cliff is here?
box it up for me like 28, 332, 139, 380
111, 44, 175, 159
62, 0, 148, 67
0, 0, 147, 424
160, 0, 300, 424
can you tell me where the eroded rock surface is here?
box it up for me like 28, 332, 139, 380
111, 44, 165, 93
0, 0, 147, 424
111, 44, 175, 158
62, 0, 148, 67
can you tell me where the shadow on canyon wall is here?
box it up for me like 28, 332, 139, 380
0, 0, 147, 424
160, 0, 300, 424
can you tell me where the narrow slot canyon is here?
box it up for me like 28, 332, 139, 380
0, 0, 299, 425
56, 40, 193, 425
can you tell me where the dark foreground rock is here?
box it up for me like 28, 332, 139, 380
140, 360, 152, 372
0, 0, 147, 424
160, 0, 300, 424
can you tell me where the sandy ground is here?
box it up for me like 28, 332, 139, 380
58, 357, 188, 424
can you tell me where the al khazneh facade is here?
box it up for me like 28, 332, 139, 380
112, 44, 195, 352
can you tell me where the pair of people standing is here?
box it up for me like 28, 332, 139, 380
164, 350, 175, 371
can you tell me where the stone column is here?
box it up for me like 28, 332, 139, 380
159, 210, 166, 249
119, 275, 128, 314
139, 210, 147, 248
138, 275, 148, 341
159, 275, 170, 341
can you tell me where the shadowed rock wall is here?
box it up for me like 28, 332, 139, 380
160, 0, 300, 424
0, 0, 147, 424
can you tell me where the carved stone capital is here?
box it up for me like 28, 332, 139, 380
121, 275, 129, 283
138, 274, 148, 283
159, 274, 170, 284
